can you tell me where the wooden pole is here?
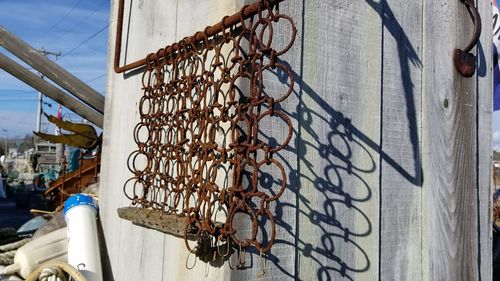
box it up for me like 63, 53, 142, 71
422, 1, 489, 280
0, 52, 103, 128
0, 26, 105, 114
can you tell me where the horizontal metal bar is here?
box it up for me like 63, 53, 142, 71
113, 0, 285, 73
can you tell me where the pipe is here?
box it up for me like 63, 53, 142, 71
114, 0, 286, 73
0, 26, 105, 114
0, 52, 103, 128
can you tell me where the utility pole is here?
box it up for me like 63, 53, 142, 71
34, 48, 62, 170
0, 53, 103, 127
35, 48, 61, 133
1, 129, 7, 157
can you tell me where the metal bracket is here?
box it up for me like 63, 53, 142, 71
453, 0, 482, 77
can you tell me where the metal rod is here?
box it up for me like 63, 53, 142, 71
3, 136, 6, 157
0, 26, 105, 114
36, 92, 42, 132
0, 52, 104, 128
35, 49, 60, 133
113, 0, 285, 73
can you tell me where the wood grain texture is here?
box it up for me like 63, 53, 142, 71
117, 207, 224, 239
378, 0, 423, 280
422, 1, 482, 280
476, 0, 493, 279
101, 1, 233, 280
100, 0, 492, 280
225, 1, 302, 280
296, 1, 382, 280
101, 2, 179, 280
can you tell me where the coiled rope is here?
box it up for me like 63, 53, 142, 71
25, 261, 87, 281
0, 238, 30, 266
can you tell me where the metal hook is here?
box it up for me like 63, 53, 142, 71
185, 251, 197, 270
205, 260, 210, 277
256, 249, 266, 278
238, 243, 246, 268
217, 236, 231, 257
454, 0, 482, 77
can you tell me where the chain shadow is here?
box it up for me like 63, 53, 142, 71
247, 0, 422, 280
115, 0, 421, 279
257, 72, 376, 281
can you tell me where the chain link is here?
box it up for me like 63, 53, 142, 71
124, 0, 296, 255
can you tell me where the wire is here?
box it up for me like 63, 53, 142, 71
19, 103, 38, 126
0, 99, 38, 101
0, 93, 37, 97
36, 0, 84, 45
0, 116, 34, 125
42, 1, 108, 47
85, 73, 106, 83
62, 24, 109, 57
0, 89, 36, 93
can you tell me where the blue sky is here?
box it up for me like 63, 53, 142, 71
0, 0, 109, 137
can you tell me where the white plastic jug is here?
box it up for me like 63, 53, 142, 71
64, 194, 102, 281
1, 227, 67, 278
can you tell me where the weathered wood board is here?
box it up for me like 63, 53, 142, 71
296, 1, 382, 280
478, 1, 493, 280
422, 1, 489, 280
100, 0, 492, 280
378, 0, 423, 280
101, 1, 236, 280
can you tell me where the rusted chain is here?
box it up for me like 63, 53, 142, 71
123, 0, 296, 256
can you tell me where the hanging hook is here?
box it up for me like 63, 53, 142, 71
256, 248, 266, 278
453, 0, 482, 77
237, 243, 246, 268
185, 251, 197, 270
217, 235, 231, 257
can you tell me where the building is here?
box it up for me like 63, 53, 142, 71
34, 140, 57, 173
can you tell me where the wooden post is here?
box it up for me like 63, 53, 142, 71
422, 1, 490, 280
0, 26, 105, 114
99, 0, 492, 280
0, 52, 104, 128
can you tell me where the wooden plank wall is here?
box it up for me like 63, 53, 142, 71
477, 0, 493, 279
227, 1, 302, 280
378, 0, 423, 280
101, 1, 236, 280
101, 0, 492, 280
422, 0, 491, 280
297, 1, 382, 281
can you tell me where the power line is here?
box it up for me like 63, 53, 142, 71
0, 89, 37, 93
0, 99, 38, 101
0, 93, 37, 97
42, 1, 108, 47
59, 41, 108, 69
0, 94, 37, 98
85, 73, 106, 83
36, 0, 84, 45
62, 24, 109, 57
0, 116, 35, 126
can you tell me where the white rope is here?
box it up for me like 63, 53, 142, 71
39, 266, 67, 281
0, 250, 15, 265
0, 239, 31, 266
25, 261, 87, 281
0, 239, 31, 253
